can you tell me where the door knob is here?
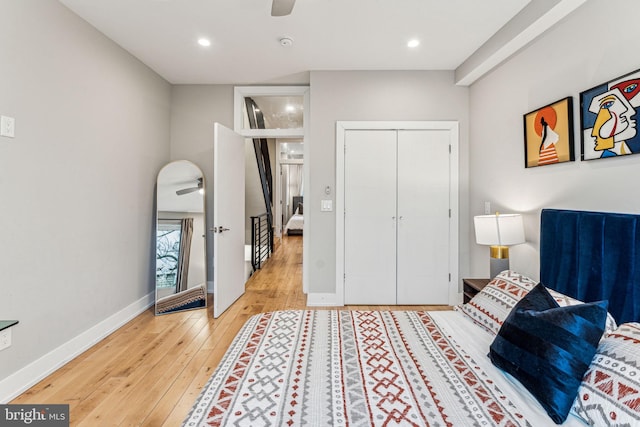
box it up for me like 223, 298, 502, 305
213, 226, 230, 233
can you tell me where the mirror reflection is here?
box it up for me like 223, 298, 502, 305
155, 160, 207, 315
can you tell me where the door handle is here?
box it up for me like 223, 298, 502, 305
212, 226, 230, 233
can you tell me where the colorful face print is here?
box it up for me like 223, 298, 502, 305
611, 78, 640, 106
588, 88, 636, 150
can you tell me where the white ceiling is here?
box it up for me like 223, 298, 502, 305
57, 0, 541, 85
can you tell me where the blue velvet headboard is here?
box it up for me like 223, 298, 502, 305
540, 209, 640, 324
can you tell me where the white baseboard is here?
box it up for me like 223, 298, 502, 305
306, 292, 341, 306
0, 291, 155, 404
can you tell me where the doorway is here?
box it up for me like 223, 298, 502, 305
234, 86, 310, 292
276, 140, 304, 238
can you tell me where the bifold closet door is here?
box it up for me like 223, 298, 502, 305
344, 130, 397, 304
396, 130, 450, 304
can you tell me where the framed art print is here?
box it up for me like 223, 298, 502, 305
580, 68, 640, 161
523, 97, 574, 168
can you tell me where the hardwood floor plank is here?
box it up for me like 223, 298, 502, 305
11, 235, 451, 426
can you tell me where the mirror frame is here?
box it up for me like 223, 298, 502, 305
155, 160, 208, 315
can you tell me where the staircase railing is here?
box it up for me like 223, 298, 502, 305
244, 96, 275, 268
244, 98, 273, 221
250, 213, 272, 270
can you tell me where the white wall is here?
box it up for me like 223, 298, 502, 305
0, 0, 171, 398
308, 71, 470, 295
468, 0, 640, 280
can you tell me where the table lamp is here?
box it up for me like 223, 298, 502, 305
474, 213, 525, 278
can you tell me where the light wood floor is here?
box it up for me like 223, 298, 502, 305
12, 235, 450, 426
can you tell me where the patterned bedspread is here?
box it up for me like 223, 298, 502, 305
184, 310, 534, 427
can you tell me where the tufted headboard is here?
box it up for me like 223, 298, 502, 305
540, 209, 640, 324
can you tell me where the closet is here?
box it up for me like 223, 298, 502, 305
340, 126, 455, 305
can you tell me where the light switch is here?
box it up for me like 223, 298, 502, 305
1, 115, 15, 138
321, 200, 333, 212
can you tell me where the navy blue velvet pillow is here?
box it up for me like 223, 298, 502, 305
489, 283, 608, 424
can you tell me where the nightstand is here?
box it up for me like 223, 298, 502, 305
463, 278, 491, 304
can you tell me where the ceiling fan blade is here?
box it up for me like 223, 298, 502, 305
271, 0, 295, 16
176, 177, 203, 195
176, 186, 199, 196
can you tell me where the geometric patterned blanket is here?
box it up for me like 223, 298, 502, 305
183, 310, 534, 427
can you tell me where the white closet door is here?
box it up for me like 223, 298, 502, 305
396, 130, 450, 304
344, 130, 397, 304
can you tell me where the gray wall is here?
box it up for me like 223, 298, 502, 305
468, 0, 640, 279
0, 0, 171, 385
308, 71, 470, 294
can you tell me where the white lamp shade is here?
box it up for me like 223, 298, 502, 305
474, 214, 525, 246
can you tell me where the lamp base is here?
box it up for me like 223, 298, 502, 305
490, 256, 509, 279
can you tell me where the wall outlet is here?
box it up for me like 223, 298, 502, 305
484, 201, 491, 215
1, 115, 15, 138
0, 328, 11, 351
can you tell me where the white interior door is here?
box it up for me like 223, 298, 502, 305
396, 130, 450, 304
344, 130, 397, 304
213, 123, 246, 318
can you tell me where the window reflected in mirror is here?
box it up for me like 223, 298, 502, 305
156, 220, 181, 296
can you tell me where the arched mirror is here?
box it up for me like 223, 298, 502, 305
155, 160, 207, 315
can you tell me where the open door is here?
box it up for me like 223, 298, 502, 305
213, 123, 246, 318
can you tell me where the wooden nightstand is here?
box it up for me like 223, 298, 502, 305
463, 278, 491, 304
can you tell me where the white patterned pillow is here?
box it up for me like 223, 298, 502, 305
572, 323, 640, 426
456, 270, 617, 335
455, 271, 537, 335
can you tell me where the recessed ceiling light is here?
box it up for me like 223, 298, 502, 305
407, 39, 420, 48
198, 38, 211, 47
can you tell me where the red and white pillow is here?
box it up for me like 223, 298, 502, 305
572, 322, 640, 426
456, 271, 536, 335
456, 270, 617, 335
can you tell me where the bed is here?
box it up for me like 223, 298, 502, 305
183, 209, 640, 426
285, 196, 303, 236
